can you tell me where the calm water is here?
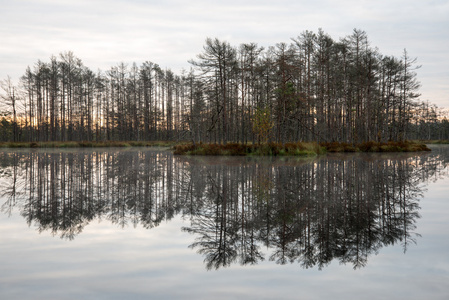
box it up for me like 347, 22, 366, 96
1, 146, 449, 300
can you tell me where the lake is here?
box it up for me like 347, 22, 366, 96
1, 146, 449, 300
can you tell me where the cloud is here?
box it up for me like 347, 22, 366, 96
1, 0, 448, 107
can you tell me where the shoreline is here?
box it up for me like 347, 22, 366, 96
0, 141, 178, 149
173, 141, 431, 156
0, 140, 434, 154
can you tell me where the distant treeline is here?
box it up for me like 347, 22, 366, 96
1, 29, 448, 143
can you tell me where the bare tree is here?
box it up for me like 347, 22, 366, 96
0, 76, 20, 141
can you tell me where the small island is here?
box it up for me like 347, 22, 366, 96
1, 30, 447, 153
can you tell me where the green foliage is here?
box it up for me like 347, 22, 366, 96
252, 107, 273, 144
0, 117, 13, 142
275, 82, 296, 99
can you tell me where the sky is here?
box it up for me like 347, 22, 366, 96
1, 0, 448, 108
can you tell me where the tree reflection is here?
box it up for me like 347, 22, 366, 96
1, 147, 448, 269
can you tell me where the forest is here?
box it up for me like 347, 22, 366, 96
1, 29, 448, 144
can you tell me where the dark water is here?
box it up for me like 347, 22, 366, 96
1, 146, 449, 299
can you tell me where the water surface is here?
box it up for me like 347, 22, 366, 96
1, 146, 449, 299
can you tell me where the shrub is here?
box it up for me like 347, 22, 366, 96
173, 143, 198, 155
321, 142, 356, 152
358, 141, 378, 152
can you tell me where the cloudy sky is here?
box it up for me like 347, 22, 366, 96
1, 0, 448, 107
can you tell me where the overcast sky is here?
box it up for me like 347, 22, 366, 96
1, 0, 448, 108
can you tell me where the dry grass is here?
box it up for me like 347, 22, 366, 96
320, 141, 431, 153
414, 140, 449, 145
173, 142, 325, 156
0, 140, 430, 153
0, 141, 180, 148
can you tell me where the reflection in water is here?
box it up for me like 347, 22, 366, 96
1, 147, 448, 270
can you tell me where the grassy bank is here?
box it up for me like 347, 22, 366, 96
173, 141, 431, 156
321, 141, 431, 153
0, 140, 431, 154
174, 142, 325, 156
413, 140, 449, 144
0, 141, 178, 148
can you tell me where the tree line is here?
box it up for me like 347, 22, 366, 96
1, 29, 448, 143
